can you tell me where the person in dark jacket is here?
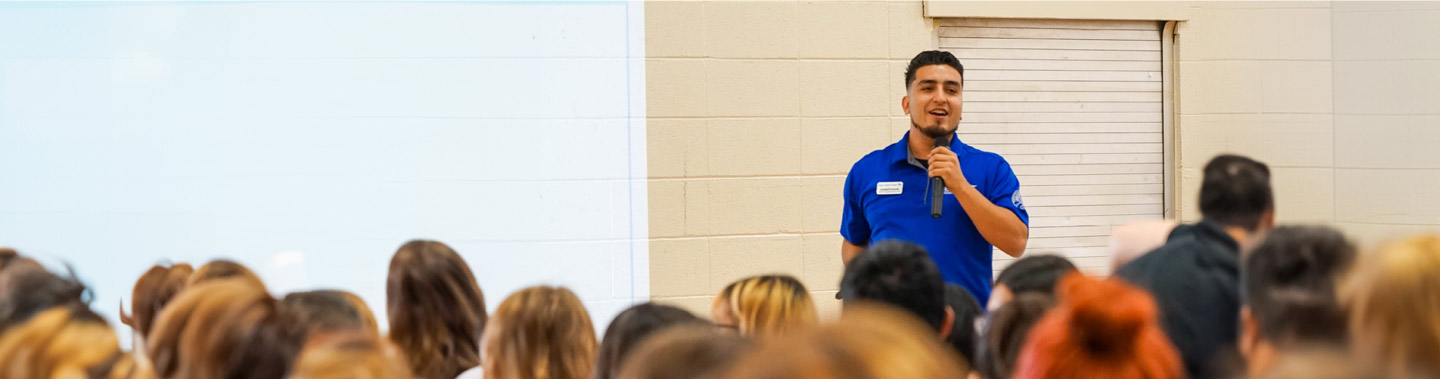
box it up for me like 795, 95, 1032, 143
1114, 154, 1275, 379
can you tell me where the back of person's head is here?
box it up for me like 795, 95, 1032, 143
333, 290, 379, 336
1341, 234, 1440, 377
977, 292, 1054, 379
991, 254, 1078, 310
1013, 274, 1182, 379
0, 304, 135, 379
618, 324, 752, 379
722, 304, 969, 379
284, 290, 374, 338
1253, 347, 1387, 379
839, 241, 948, 332
147, 279, 305, 379
189, 259, 266, 290
385, 239, 487, 379
290, 332, 413, 379
712, 274, 817, 338
1199, 154, 1274, 231
122, 263, 194, 340
594, 303, 704, 379
482, 286, 596, 379
0, 247, 19, 271
1243, 226, 1356, 346
943, 284, 981, 367
0, 262, 87, 334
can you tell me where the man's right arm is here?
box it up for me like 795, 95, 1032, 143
841, 239, 866, 265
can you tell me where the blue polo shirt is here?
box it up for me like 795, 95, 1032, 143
841, 132, 1028, 306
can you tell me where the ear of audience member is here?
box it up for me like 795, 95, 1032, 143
710, 274, 817, 339
1239, 225, 1356, 376
284, 290, 377, 340
0, 304, 136, 379
1013, 274, 1182, 379
289, 331, 413, 379
385, 240, 487, 379
988, 254, 1077, 311
475, 286, 596, 379
617, 324, 753, 379
1341, 234, 1440, 378
0, 261, 87, 334
839, 241, 952, 338
975, 292, 1053, 379
189, 259, 266, 291
943, 284, 981, 368
593, 303, 704, 379
722, 303, 969, 379
147, 279, 306, 379
1113, 154, 1273, 379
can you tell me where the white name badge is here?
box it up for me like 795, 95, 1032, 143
877, 182, 903, 195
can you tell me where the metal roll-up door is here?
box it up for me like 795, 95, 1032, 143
940, 18, 1165, 276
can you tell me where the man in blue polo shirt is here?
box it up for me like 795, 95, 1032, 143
841, 50, 1029, 306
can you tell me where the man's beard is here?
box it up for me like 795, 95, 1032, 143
912, 122, 957, 139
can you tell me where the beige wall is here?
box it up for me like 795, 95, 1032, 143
645, 1, 1440, 317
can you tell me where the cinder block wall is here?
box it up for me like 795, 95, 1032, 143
645, 1, 1440, 318
645, 1, 933, 317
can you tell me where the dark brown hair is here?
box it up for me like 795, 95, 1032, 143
147, 279, 306, 379
386, 240, 487, 379
121, 263, 194, 339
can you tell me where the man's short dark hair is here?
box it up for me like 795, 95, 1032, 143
839, 240, 947, 331
905, 50, 965, 90
1243, 225, 1356, 346
1199, 154, 1273, 230
944, 284, 982, 366
994, 255, 1078, 297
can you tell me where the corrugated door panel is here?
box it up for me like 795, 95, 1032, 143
939, 18, 1163, 276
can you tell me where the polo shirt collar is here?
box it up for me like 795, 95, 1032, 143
888, 131, 964, 168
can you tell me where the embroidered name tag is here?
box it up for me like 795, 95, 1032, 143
877, 182, 903, 195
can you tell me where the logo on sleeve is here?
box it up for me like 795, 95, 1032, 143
1012, 192, 1025, 210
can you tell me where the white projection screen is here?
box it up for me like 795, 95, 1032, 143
0, 1, 648, 344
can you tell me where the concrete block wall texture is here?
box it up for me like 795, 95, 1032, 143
646, 1, 1440, 319
645, 1, 933, 318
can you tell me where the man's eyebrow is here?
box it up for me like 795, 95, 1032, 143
916, 79, 938, 86
943, 80, 961, 87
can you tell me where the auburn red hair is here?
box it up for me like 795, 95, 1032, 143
1013, 273, 1182, 379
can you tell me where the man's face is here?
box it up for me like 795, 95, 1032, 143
902, 64, 964, 139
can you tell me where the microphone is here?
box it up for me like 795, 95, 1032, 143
931, 135, 951, 218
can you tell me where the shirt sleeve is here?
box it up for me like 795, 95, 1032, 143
840, 167, 872, 245
987, 157, 1030, 226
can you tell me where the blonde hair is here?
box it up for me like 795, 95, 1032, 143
483, 286, 596, 379
147, 279, 305, 379
1341, 234, 1440, 377
0, 306, 136, 379
712, 275, 817, 338
291, 332, 413, 379
722, 304, 968, 379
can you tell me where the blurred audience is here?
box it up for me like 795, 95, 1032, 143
593, 303, 703, 379
711, 274, 817, 339
988, 254, 1077, 311
0, 304, 135, 379
283, 289, 379, 340
1239, 226, 1356, 376
473, 285, 596, 379
975, 292, 1054, 379
839, 241, 953, 338
722, 304, 969, 379
943, 283, 982, 367
147, 279, 306, 379
290, 331, 412, 379
189, 259, 266, 291
119, 262, 193, 372
1012, 274, 1182, 379
386, 240, 488, 379
1108, 219, 1179, 269
1341, 234, 1440, 378
617, 324, 752, 379
1114, 154, 1274, 379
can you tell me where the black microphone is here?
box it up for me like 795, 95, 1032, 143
931, 135, 951, 218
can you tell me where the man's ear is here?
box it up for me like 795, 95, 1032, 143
940, 305, 955, 339
901, 94, 911, 116
1239, 306, 1258, 359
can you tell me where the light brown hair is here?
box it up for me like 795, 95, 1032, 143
290, 332, 413, 379
721, 304, 968, 379
121, 263, 194, 339
386, 240, 487, 379
0, 305, 135, 379
482, 286, 596, 379
712, 275, 817, 338
1341, 234, 1440, 377
147, 279, 305, 379
617, 325, 751, 379
188, 259, 266, 291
